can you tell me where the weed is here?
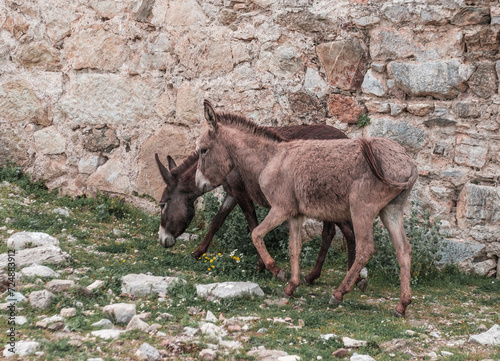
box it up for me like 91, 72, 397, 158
357, 113, 371, 128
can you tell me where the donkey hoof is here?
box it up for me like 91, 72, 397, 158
302, 276, 312, 285
281, 291, 291, 299
191, 253, 201, 260
329, 296, 342, 306
356, 278, 368, 292
276, 269, 288, 282
393, 310, 404, 318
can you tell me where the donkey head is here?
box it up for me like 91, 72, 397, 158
155, 153, 201, 248
195, 100, 234, 192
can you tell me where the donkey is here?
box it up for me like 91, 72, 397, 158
155, 123, 363, 287
195, 100, 418, 316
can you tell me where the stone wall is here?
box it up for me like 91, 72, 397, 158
0, 0, 499, 275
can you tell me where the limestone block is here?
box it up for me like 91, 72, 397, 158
56, 73, 161, 125
369, 27, 416, 61
38, 0, 79, 42
121, 273, 182, 297
136, 124, 191, 199
361, 69, 388, 97
15, 42, 61, 71
387, 60, 465, 100
451, 7, 490, 26
175, 82, 204, 124
152, 0, 207, 27
328, 94, 365, 124
196, 282, 265, 299
29, 290, 55, 309
34, 126, 66, 155
7, 231, 59, 250
0, 80, 45, 123
304, 68, 329, 99
86, 155, 131, 194
103, 303, 136, 324
454, 135, 488, 169
316, 37, 368, 91
468, 62, 497, 99
367, 117, 426, 151
65, 26, 129, 71
457, 184, 500, 231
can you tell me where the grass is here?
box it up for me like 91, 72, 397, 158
1, 163, 499, 360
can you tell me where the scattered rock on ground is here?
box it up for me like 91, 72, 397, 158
126, 315, 150, 331
196, 282, 265, 299
0, 246, 69, 268
351, 353, 376, 361
121, 273, 181, 297
60, 307, 77, 317
469, 324, 500, 346
135, 342, 161, 361
29, 290, 55, 309
3, 341, 40, 358
91, 319, 114, 329
102, 303, 136, 324
20, 264, 60, 278
199, 348, 217, 360
7, 231, 59, 250
91, 329, 127, 340
45, 279, 75, 293
343, 337, 368, 348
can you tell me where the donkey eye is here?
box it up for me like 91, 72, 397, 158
200, 148, 208, 155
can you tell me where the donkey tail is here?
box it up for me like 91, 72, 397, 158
359, 138, 414, 190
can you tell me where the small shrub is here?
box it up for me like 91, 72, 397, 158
357, 113, 371, 128
368, 205, 445, 285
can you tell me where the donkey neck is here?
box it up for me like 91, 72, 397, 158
221, 126, 281, 177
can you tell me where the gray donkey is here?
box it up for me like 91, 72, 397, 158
195, 100, 418, 317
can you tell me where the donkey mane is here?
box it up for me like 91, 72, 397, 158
171, 151, 199, 178
217, 111, 285, 143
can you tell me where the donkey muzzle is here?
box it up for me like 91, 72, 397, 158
158, 226, 176, 248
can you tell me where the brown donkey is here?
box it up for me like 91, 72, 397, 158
196, 100, 418, 316
155, 124, 362, 286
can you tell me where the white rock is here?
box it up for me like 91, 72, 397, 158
45, 279, 75, 293
91, 319, 114, 329
52, 208, 70, 217
351, 353, 376, 361
0, 246, 69, 268
469, 324, 500, 346
219, 339, 243, 350
343, 336, 368, 348
3, 341, 40, 358
29, 290, 55, 309
183, 326, 199, 337
126, 315, 149, 331
196, 282, 265, 299
21, 264, 60, 278
60, 307, 77, 317
7, 232, 59, 250
103, 303, 136, 324
278, 356, 301, 361
15, 316, 28, 325
304, 67, 329, 99
200, 323, 227, 338
121, 273, 181, 297
91, 329, 127, 340
206, 310, 218, 323
6, 292, 27, 304
135, 342, 160, 361
41, 315, 64, 324
199, 348, 217, 361
87, 280, 105, 291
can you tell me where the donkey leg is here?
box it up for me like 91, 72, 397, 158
283, 216, 304, 297
251, 207, 289, 282
304, 221, 335, 285
337, 221, 368, 291
330, 213, 375, 305
236, 191, 267, 272
191, 194, 237, 259
379, 196, 412, 317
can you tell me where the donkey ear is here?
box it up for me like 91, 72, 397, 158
155, 153, 174, 186
167, 155, 177, 170
204, 99, 218, 132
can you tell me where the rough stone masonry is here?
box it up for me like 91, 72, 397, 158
0, 0, 499, 276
